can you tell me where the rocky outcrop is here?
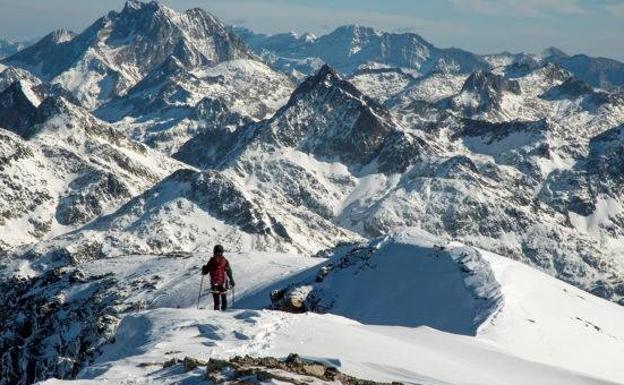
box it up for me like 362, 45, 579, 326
143, 354, 403, 385
0, 268, 120, 385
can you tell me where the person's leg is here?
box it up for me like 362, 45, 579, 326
212, 285, 220, 310
221, 293, 228, 311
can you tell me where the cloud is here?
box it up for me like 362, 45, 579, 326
448, 0, 589, 17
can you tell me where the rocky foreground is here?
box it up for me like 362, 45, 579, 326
146, 354, 403, 385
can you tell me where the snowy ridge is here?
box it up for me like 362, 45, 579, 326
266, 229, 504, 335
22, 230, 624, 385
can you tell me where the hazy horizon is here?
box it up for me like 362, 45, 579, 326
0, 0, 622, 61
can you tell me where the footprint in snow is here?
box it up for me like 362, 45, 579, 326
234, 331, 250, 340
234, 310, 261, 321
197, 324, 224, 340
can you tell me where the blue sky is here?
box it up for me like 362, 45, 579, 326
0, 0, 622, 60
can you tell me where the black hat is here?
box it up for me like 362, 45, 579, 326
213, 244, 224, 255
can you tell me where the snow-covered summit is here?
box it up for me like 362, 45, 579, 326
2, 1, 254, 109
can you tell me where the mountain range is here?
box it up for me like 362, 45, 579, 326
1, 2, 623, 384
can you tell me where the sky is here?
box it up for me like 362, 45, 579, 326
0, 0, 622, 60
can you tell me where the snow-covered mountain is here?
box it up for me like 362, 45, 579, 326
96, 58, 294, 153
2, 1, 253, 109
172, 61, 624, 305
0, 38, 34, 59
236, 25, 489, 78
0, 95, 183, 254
240, 27, 624, 90
484, 47, 624, 90
1, 2, 624, 384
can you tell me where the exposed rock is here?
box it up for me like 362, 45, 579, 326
200, 354, 404, 385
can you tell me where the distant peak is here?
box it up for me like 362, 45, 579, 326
540, 47, 568, 60
285, 64, 348, 105
313, 64, 340, 83
462, 69, 521, 95
43, 29, 76, 44
121, 0, 167, 15
333, 24, 381, 37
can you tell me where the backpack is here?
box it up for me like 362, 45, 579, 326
207, 255, 229, 285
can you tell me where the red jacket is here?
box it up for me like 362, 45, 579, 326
204, 255, 234, 286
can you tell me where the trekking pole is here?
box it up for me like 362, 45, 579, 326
232, 286, 236, 309
197, 275, 204, 309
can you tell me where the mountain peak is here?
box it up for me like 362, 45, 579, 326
43, 29, 76, 44
461, 70, 521, 95
540, 46, 568, 60
285, 64, 354, 105
314, 63, 339, 81
331, 24, 383, 39
121, 0, 164, 13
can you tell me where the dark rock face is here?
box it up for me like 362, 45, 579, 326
461, 70, 521, 96
56, 171, 132, 226
0, 82, 40, 137
0, 268, 120, 385
550, 54, 624, 89
455, 119, 549, 143
377, 131, 427, 174
587, 124, 624, 196
503, 56, 542, 78
248, 65, 425, 172
1, 30, 79, 80
541, 77, 594, 100
449, 70, 522, 115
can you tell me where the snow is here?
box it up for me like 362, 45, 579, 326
18, 80, 42, 106
568, 197, 623, 237
38, 230, 624, 385
478, 248, 624, 382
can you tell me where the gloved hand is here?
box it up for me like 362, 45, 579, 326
201, 264, 209, 275
229, 281, 236, 288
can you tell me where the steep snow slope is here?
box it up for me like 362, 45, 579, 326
36, 230, 624, 385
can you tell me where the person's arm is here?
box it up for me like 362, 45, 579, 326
226, 261, 235, 286
201, 258, 213, 275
